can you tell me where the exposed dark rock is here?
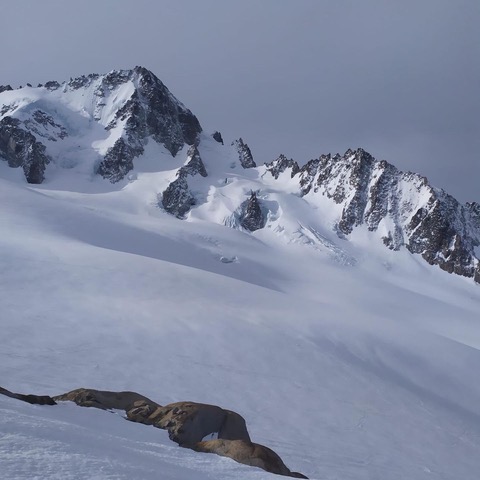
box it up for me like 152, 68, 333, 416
193, 439, 308, 478
288, 147, 480, 282
298, 158, 320, 196
212, 131, 224, 144
406, 193, 478, 277
265, 154, 300, 179
44, 80, 61, 90
337, 149, 375, 235
161, 176, 196, 218
180, 145, 208, 178
161, 145, 207, 217
0, 85, 13, 93
0, 116, 50, 183
67, 73, 100, 90
3, 67, 203, 183
94, 67, 202, 181
232, 138, 256, 168
54, 388, 158, 410
23, 110, 68, 142
467, 202, 480, 230
97, 138, 139, 183
239, 192, 266, 232
124, 66, 202, 156
0, 386, 56, 405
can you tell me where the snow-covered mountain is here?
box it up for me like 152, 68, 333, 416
0, 67, 201, 183
1, 68, 480, 480
1, 67, 478, 283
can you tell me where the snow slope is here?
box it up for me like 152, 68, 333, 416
1, 134, 480, 480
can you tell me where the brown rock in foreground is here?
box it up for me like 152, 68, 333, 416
193, 439, 308, 478
5, 386, 308, 478
53, 388, 159, 410
126, 400, 251, 445
0, 386, 56, 405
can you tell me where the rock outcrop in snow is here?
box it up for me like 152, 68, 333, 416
232, 138, 256, 168
0, 117, 51, 183
2, 386, 307, 479
161, 145, 208, 218
212, 131, 224, 144
127, 400, 251, 445
239, 191, 267, 232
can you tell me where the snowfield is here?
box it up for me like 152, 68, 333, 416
1, 135, 480, 480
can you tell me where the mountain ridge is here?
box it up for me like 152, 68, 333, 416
0, 66, 478, 283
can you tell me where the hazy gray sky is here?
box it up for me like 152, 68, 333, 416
1, 0, 479, 202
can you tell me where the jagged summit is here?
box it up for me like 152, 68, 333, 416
265, 148, 480, 281
0, 66, 202, 183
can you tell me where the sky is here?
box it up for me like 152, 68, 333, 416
1, 0, 479, 202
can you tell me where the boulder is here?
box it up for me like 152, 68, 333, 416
54, 388, 159, 411
193, 439, 308, 478
126, 400, 250, 446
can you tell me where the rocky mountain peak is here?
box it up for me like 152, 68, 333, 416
265, 154, 299, 179
265, 148, 480, 282
0, 67, 202, 184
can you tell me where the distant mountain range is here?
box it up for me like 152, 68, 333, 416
1, 67, 478, 283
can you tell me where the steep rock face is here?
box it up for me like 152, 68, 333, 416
239, 192, 266, 232
78, 67, 202, 182
0, 117, 50, 183
265, 154, 300, 179
0, 67, 202, 183
266, 148, 480, 281
102, 67, 201, 158
232, 138, 256, 168
161, 145, 208, 218
97, 137, 139, 183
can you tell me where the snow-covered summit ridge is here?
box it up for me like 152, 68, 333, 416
0, 66, 201, 183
